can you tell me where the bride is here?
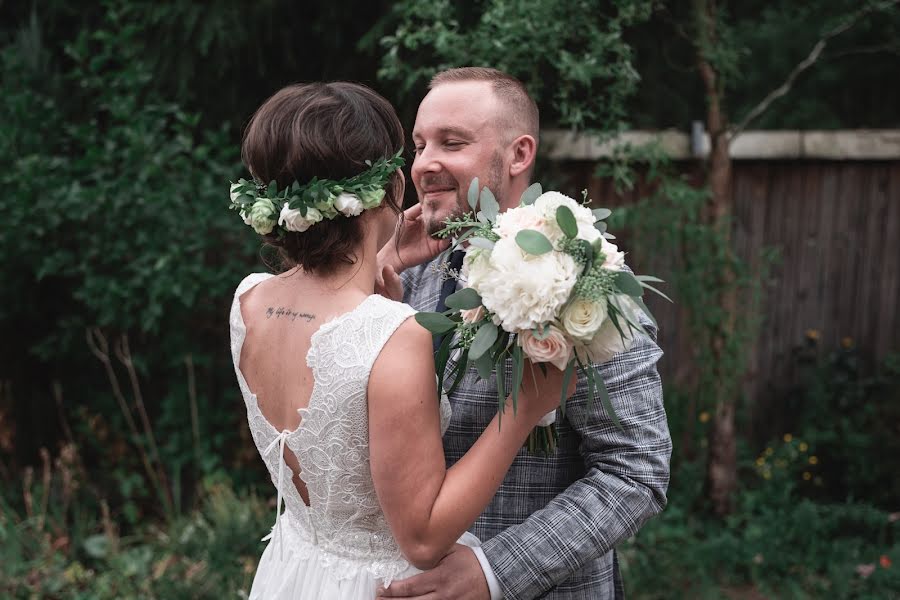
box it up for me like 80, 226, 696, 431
228, 81, 573, 599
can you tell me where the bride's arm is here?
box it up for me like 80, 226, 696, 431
368, 318, 568, 570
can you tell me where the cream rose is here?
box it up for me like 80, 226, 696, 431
574, 295, 640, 364
517, 326, 573, 371
561, 297, 608, 342
278, 203, 322, 233
460, 305, 485, 324
248, 198, 277, 235
334, 193, 364, 216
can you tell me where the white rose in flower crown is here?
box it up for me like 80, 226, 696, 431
472, 236, 578, 333
518, 326, 573, 371
229, 183, 243, 204
561, 297, 608, 342
334, 193, 364, 216
240, 210, 252, 225
279, 203, 322, 233
248, 198, 277, 235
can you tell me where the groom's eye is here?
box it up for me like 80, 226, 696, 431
445, 141, 464, 149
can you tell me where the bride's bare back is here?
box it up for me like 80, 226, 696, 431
238, 271, 370, 505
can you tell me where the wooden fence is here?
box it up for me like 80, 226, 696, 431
550, 131, 900, 425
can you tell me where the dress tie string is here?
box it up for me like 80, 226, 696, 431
263, 429, 291, 561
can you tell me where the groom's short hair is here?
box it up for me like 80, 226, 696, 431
430, 67, 539, 145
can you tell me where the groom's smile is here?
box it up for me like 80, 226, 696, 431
411, 80, 511, 235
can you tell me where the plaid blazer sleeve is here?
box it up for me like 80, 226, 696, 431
480, 319, 672, 598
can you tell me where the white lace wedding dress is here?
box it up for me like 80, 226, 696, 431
230, 273, 468, 599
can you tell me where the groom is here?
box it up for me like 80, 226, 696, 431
377, 67, 671, 599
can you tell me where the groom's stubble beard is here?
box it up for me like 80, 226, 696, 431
424, 152, 505, 237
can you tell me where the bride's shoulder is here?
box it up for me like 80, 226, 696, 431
233, 272, 275, 298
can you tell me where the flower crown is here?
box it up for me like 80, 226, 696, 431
229, 150, 405, 235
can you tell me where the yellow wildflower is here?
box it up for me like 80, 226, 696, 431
805, 329, 820, 340
699, 411, 710, 423
798, 442, 808, 452
803, 472, 812, 481
809, 456, 819, 465
765, 447, 774, 457
841, 337, 854, 348
755, 457, 765, 466
783, 433, 793, 443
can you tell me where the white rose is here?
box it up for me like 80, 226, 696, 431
599, 237, 625, 270
248, 198, 277, 235
517, 326, 573, 371
472, 236, 578, 333
574, 295, 640, 364
229, 183, 242, 204
561, 297, 608, 342
239, 210, 252, 225
334, 193, 364, 217
494, 205, 547, 239
278, 203, 322, 233
533, 191, 599, 243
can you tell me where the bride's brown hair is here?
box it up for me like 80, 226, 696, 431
241, 82, 405, 274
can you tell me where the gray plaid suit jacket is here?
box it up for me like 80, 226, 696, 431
402, 252, 671, 599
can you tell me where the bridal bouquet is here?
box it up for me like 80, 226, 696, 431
415, 180, 668, 454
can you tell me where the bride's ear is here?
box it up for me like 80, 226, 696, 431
392, 168, 406, 206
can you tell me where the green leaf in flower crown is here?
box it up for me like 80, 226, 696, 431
480, 187, 499, 221
613, 271, 644, 297
267, 180, 277, 197
515, 229, 553, 255
415, 312, 457, 334
519, 183, 542, 206
445, 287, 482, 310
467, 178, 480, 211
469, 321, 499, 360
592, 208, 612, 222
556, 205, 578, 239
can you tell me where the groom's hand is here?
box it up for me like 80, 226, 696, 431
376, 545, 490, 600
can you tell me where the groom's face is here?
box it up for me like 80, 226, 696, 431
411, 81, 508, 236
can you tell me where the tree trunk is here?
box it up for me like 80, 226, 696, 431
695, 0, 738, 517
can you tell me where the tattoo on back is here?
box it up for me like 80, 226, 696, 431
265, 307, 316, 322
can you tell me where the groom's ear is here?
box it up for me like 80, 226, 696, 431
508, 134, 537, 178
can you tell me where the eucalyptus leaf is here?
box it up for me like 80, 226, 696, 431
519, 182, 542, 206
267, 180, 277, 196
467, 178, 480, 211
556, 205, 578, 239
640, 281, 673, 303
593, 220, 608, 234
633, 296, 658, 328
468, 237, 495, 250
445, 287, 482, 310
515, 229, 553, 255
469, 321, 499, 360
592, 207, 612, 221
415, 312, 457, 334
532, 324, 552, 340
474, 351, 494, 380
613, 271, 644, 297
480, 187, 499, 221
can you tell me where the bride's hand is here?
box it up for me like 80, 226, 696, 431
517, 359, 578, 417
378, 203, 450, 274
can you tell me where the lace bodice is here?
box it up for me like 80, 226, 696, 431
230, 273, 451, 584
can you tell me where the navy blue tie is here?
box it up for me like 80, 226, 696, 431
433, 249, 465, 352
